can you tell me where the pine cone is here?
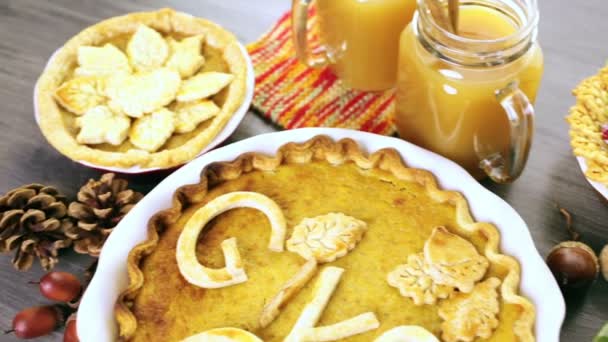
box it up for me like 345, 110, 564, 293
0, 184, 73, 271
67, 173, 143, 256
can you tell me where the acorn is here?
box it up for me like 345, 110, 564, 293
5, 305, 68, 339
546, 208, 599, 289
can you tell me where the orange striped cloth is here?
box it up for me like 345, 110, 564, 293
246, 7, 396, 135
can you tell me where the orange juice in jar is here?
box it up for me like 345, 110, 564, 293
292, 0, 417, 91
396, 0, 544, 182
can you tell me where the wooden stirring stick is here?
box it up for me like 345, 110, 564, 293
427, 0, 459, 34
448, 0, 459, 34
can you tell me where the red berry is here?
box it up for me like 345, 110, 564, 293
601, 124, 608, 142
10, 306, 61, 339
38, 272, 82, 302
63, 318, 79, 342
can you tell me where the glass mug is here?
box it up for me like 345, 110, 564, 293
395, 0, 543, 182
292, 0, 417, 91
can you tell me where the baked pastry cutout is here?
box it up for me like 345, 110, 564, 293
259, 259, 318, 328
54, 76, 106, 115
126, 25, 169, 72
387, 253, 453, 305
172, 100, 220, 134
284, 266, 379, 342
423, 227, 488, 293
106, 68, 181, 118
177, 71, 235, 102
374, 326, 440, 342
286, 213, 367, 263
75, 43, 131, 77
181, 327, 262, 342
128, 108, 176, 152
176, 192, 286, 288
438, 277, 502, 342
166, 35, 206, 78
75, 106, 130, 146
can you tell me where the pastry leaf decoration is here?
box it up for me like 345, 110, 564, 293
424, 226, 489, 293
286, 213, 367, 263
387, 253, 453, 305
438, 277, 502, 342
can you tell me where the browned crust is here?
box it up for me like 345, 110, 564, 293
114, 135, 536, 341
36, 8, 247, 169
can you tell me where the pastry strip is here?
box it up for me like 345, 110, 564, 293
259, 259, 318, 328
285, 266, 379, 342
176, 191, 286, 288
284, 267, 344, 341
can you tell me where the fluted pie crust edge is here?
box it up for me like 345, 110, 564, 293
114, 135, 536, 341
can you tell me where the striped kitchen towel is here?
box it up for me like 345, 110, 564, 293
246, 7, 396, 135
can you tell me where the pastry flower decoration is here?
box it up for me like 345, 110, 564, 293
176, 192, 286, 289
286, 212, 367, 263
180, 327, 262, 342
374, 326, 440, 342
53, 24, 234, 152
437, 277, 502, 342
387, 253, 453, 305
423, 226, 489, 293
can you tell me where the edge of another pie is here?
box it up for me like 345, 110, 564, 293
35, 8, 247, 168
114, 135, 536, 341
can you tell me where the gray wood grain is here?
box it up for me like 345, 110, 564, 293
0, 0, 606, 341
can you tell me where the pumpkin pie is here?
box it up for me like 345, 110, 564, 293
115, 136, 535, 341
36, 8, 247, 168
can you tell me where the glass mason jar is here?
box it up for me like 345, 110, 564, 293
395, 0, 544, 182
292, 0, 418, 91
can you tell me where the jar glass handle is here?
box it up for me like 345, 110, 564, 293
477, 81, 535, 183
292, 0, 329, 67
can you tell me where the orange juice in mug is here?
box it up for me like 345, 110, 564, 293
396, 0, 544, 182
292, 0, 417, 91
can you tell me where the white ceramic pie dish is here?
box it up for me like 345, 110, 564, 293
77, 128, 565, 342
33, 43, 255, 174
577, 157, 608, 200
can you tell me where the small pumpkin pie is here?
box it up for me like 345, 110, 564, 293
36, 8, 247, 168
115, 136, 536, 342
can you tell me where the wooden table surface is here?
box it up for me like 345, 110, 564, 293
0, 0, 607, 340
